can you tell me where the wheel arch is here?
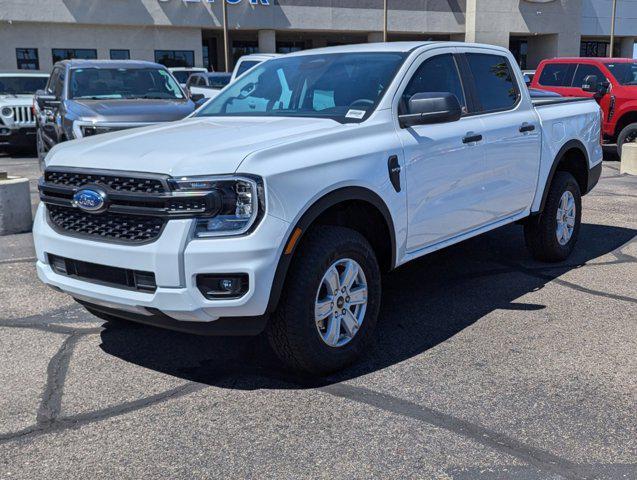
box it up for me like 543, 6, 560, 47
537, 139, 591, 214
614, 110, 637, 138
266, 186, 396, 313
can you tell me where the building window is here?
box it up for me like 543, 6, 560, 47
52, 48, 97, 63
110, 49, 130, 60
16, 48, 39, 70
509, 38, 528, 70
232, 41, 258, 64
580, 41, 620, 58
154, 50, 194, 68
276, 40, 309, 54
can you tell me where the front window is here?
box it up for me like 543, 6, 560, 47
197, 52, 406, 123
0, 75, 48, 95
606, 62, 637, 86
235, 60, 261, 77
69, 68, 184, 100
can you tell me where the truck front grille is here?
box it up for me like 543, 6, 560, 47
47, 204, 165, 243
44, 170, 167, 194
11, 106, 34, 125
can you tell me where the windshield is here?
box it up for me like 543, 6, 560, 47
69, 68, 184, 100
606, 62, 637, 85
207, 74, 231, 88
0, 76, 48, 95
172, 70, 199, 83
197, 52, 406, 122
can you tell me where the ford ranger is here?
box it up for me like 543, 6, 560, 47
34, 43, 603, 374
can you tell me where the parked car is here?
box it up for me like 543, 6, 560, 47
528, 87, 561, 98
186, 72, 232, 99
0, 72, 49, 151
531, 57, 637, 155
230, 53, 282, 81
168, 67, 207, 88
522, 69, 536, 85
34, 60, 197, 163
35, 42, 602, 374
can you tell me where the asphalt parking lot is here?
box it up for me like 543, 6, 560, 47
0, 151, 635, 480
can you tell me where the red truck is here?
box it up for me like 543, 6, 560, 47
531, 57, 637, 156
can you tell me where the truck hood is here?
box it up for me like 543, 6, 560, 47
66, 98, 195, 123
0, 94, 33, 105
46, 116, 342, 176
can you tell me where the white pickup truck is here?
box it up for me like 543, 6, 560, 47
35, 42, 602, 374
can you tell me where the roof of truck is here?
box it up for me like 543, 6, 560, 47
286, 41, 510, 56
54, 59, 165, 69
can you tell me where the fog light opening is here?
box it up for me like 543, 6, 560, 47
197, 274, 248, 300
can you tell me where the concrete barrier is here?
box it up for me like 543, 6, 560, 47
0, 176, 33, 235
620, 142, 637, 176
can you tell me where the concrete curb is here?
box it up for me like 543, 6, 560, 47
0, 176, 33, 235
621, 143, 637, 176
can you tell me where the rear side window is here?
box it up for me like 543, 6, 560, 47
572, 64, 606, 88
466, 53, 519, 112
538, 63, 576, 87
402, 54, 466, 111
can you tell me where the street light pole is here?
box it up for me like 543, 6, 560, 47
222, 0, 230, 72
609, 0, 617, 57
383, 0, 388, 42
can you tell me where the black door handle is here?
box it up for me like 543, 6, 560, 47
462, 134, 482, 144
519, 123, 535, 133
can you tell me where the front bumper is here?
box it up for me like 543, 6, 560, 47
0, 127, 36, 147
33, 204, 290, 326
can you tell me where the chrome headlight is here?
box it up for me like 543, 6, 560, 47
170, 175, 263, 238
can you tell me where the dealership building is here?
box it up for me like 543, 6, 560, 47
0, 0, 635, 73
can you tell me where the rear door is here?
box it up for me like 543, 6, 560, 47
534, 62, 577, 96
462, 49, 541, 220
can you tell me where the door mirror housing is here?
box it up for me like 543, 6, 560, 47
399, 92, 462, 128
36, 91, 60, 109
581, 75, 599, 93
190, 93, 205, 102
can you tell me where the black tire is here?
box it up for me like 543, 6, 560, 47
617, 122, 637, 158
524, 171, 582, 262
267, 226, 381, 375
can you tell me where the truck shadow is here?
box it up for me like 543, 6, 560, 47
99, 223, 636, 390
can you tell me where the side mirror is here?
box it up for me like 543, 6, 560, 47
36, 91, 60, 109
581, 75, 599, 93
190, 93, 205, 102
399, 92, 462, 128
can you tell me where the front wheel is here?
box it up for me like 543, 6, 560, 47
524, 171, 582, 262
617, 122, 637, 158
267, 226, 381, 375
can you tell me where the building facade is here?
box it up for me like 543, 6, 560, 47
0, 0, 635, 73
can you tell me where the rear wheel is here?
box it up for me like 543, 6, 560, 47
524, 171, 582, 262
267, 226, 381, 375
617, 122, 637, 157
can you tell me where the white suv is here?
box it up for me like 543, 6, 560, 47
0, 72, 49, 151
35, 43, 602, 373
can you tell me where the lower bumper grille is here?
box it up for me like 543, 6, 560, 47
47, 204, 165, 244
48, 254, 157, 293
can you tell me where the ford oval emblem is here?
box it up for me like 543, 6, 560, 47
72, 189, 107, 213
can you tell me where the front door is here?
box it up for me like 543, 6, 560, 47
396, 50, 490, 252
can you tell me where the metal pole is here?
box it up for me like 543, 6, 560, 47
609, 0, 617, 57
383, 0, 388, 42
222, 0, 230, 72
